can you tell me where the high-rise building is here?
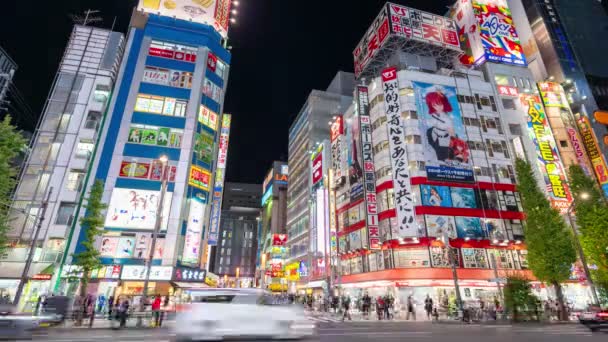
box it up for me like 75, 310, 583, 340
2, 24, 123, 310
211, 182, 261, 287
258, 161, 289, 291
56, 1, 234, 299
509, 0, 608, 163
286, 71, 354, 290
0, 46, 17, 104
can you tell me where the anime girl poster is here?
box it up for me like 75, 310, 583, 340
413, 82, 472, 174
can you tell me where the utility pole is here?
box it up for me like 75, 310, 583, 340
443, 232, 464, 319
138, 156, 168, 325
13, 188, 53, 307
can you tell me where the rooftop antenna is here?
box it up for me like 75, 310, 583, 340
70, 9, 103, 26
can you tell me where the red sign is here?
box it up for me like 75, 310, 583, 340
149, 47, 196, 63
272, 234, 288, 246
330, 116, 344, 142
207, 53, 218, 72
32, 274, 52, 281
119, 162, 150, 179
381, 67, 398, 82
497, 85, 519, 97
312, 153, 323, 185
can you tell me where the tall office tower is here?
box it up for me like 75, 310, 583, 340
3, 25, 123, 310
58, 1, 234, 299
285, 72, 354, 291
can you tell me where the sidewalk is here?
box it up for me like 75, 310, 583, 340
42, 313, 175, 330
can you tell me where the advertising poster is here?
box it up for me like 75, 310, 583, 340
149, 160, 164, 180
577, 116, 608, 198
472, 0, 526, 66
195, 131, 214, 165
311, 150, 323, 186
143, 68, 169, 85
521, 94, 572, 212
382, 67, 417, 238
182, 198, 205, 265
349, 230, 362, 251
141, 129, 158, 145
450, 187, 477, 208
425, 215, 456, 238
394, 248, 431, 268
330, 115, 345, 185
128, 128, 142, 144
462, 248, 489, 269
137, 0, 231, 38
119, 161, 150, 179
100, 236, 119, 257
348, 111, 364, 202
483, 218, 508, 240
105, 188, 173, 230
430, 247, 454, 267
420, 185, 452, 207
188, 165, 211, 190
455, 216, 484, 239
208, 114, 231, 245
157, 127, 170, 146
357, 86, 381, 250
116, 237, 135, 258
413, 82, 474, 183
134, 233, 150, 259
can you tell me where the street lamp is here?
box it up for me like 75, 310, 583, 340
139, 155, 169, 322
566, 192, 599, 305
236, 267, 240, 288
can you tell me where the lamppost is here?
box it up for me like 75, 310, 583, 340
441, 232, 464, 318
260, 252, 267, 290
139, 155, 168, 322
565, 192, 600, 305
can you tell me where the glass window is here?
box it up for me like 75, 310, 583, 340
56, 202, 77, 225
84, 111, 102, 131
494, 75, 510, 86
76, 140, 94, 159
93, 84, 110, 103
66, 170, 85, 192
502, 98, 516, 110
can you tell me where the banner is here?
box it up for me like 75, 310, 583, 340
577, 116, 608, 198
348, 110, 364, 201
521, 94, 572, 212
188, 165, 211, 190
382, 67, 416, 238
330, 116, 346, 187
208, 114, 231, 245
413, 81, 473, 183
182, 198, 206, 265
357, 86, 380, 250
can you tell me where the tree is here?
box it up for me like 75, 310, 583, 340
568, 164, 608, 298
504, 275, 540, 322
71, 179, 106, 325
515, 158, 576, 320
0, 115, 27, 257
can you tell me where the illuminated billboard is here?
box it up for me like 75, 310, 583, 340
577, 116, 608, 198
452, 0, 526, 66
188, 165, 211, 190
105, 188, 173, 230
137, 0, 231, 38
208, 114, 231, 246
520, 94, 572, 212
381, 67, 417, 238
182, 198, 206, 265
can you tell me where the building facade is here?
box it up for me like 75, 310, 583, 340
58, 5, 233, 300
2, 25, 123, 311
258, 161, 289, 292
0, 46, 17, 104
286, 72, 354, 291
211, 182, 261, 287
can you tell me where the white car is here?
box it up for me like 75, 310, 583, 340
173, 288, 316, 341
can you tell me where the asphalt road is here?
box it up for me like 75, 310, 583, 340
31, 322, 607, 342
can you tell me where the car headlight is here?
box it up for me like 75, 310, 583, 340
289, 320, 316, 331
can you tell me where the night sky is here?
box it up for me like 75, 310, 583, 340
0, 0, 451, 184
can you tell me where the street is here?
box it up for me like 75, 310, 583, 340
31, 321, 605, 341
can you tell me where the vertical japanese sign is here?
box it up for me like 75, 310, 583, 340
208, 114, 231, 245
357, 86, 380, 250
330, 116, 345, 187
520, 95, 572, 212
381, 67, 416, 238
182, 198, 206, 265
353, 5, 390, 78
577, 116, 608, 198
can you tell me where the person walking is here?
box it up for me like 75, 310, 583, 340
118, 297, 130, 328
406, 295, 416, 321
424, 295, 433, 320
376, 296, 384, 321
107, 296, 114, 320
342, 296, 351, 321
152, 295, 162, 327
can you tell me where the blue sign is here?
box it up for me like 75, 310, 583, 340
426, 166, 475, 183
261, 185, 273, 206
208, 186, 223, 246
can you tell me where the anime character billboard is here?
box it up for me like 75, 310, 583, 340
413, 82, 474, 183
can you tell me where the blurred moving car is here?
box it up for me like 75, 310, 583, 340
174, 288, 316, 341
579, 309, 608, 332
0, 305, 37, 340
